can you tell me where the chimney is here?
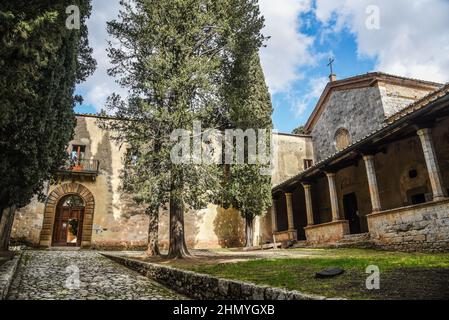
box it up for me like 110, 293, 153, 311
329, 73, 337, 82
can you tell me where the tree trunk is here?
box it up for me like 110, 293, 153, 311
245, 217, 254, 248
0, 205, 16, 252
167, 192, 190, 259
146, 207, 160, 256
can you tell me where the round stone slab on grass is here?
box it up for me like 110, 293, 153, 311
315, 267, 345, 279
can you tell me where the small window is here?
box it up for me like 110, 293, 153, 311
335, 128, 351, 151
304, 159, 313, 170
59, 195, 85, 207
409, 169, 418, 179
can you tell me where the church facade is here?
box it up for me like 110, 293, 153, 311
272, 72, 449, 251
11, 72, 449, 252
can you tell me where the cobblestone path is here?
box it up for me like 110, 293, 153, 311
7, 251, 185, 300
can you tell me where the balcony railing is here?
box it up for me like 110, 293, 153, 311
57, 159, 100, 178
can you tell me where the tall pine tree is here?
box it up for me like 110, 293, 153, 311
104, 0, 229, 258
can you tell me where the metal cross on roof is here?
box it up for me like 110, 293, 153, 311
327, 57, 335, 75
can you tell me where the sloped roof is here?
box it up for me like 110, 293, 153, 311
304, 72, 443, 133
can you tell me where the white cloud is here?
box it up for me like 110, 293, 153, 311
77, 0, 449, 116
292, 76, 328, 117
259, 0, 317, 94
79, 0, 320, 110
315, 0, 449, 83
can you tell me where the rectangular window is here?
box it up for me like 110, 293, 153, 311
304, 159, 313, 170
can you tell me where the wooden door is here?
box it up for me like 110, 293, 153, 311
52, 206, 84, 247
53, 207, 70, 246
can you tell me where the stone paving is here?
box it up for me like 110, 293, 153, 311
7, 250, 185, 300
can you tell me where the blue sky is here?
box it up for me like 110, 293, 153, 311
270, 8, 376, 132
75, 0, 449, 133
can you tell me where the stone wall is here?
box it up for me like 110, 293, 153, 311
367, 199, 449, 252
378, 82, 436, 118
334, 161, 371, 233
102, 254, 333, 300
311, 86, 385, 163
11, 197, 45, 246
304, 221, 349, 244
311, 176, 332, 224
309, 80, 438, 164
12, 115, 309, 249
272, 133, 313, 186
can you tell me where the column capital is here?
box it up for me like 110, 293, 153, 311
417, 127, 432, 137
301, 183, 312, 189
285, 192, 293, 197
362, 154, 375, 161
325, 171, 336, 178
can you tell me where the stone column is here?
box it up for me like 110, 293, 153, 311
271, 199, 278, 233
285, 193, 295, 230
363, 155, 382, 212
326, 172, 340, 221
417, 128, 447, 201
302, 183, 314, 226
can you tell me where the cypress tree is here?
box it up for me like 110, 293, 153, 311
0, 0, 96, 250
220, 0, 273, 247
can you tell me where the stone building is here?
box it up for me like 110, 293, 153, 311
11, 116, 311, 249
272, 72, 449, 251
11, 71, 449, 252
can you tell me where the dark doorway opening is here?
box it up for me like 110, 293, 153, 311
343, 193, 362, 234
411, 193, 426, 205
52, 195, 85, 247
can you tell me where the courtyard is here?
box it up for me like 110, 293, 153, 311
126, 248, 449, 300
2, 247, 449, 300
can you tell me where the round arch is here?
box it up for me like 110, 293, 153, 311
39, 183, 95, 248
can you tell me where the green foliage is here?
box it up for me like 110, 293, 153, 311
103, 0, 244, 256
292, 125, 306, 135
103, 0, 231, 212
0, 0, 96, 209
103, 0, 271, 252
213, 207, 244, 248
219, 1, 273, 231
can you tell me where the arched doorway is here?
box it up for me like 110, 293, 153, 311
39, 183, 95, 248
52, 195, 85, 247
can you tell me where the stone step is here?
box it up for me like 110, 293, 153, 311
339, 232, 370, 243
243, 242, 282, 251
45, 246, 81, 251
291, 241, 309, 248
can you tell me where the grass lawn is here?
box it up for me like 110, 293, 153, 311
175, 249, 449, 300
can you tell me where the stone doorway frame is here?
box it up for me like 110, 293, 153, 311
39, 183, 95, 248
